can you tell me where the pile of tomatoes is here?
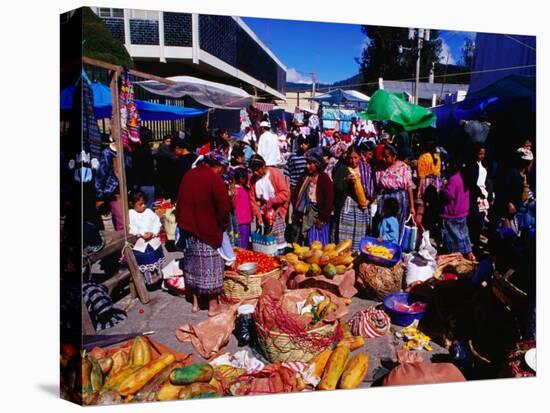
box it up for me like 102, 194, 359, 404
234, 249, 279, 274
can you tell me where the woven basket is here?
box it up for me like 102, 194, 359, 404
255, 320, 338, 363
223, 267, 283, 301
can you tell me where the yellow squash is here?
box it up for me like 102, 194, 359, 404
118, 353, 176, 396
339, 353, 369, 389
319, 346, 350, 390
337, 336, 365, 351
306, 349, 333, 379
348, 167, 369, 207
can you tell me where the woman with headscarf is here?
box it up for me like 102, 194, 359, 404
291, 148, 334, 245
375, 144, 415, 234
333, 144, 375, 251
176, 151, 231, 316
248, 154, 290, 252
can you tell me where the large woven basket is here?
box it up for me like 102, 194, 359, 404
223, 267, 283, 301
255, 320, 338, 363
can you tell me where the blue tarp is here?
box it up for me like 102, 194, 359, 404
470, 33, 536, 95
61, 82, 208, 120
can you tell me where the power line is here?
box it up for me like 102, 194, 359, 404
504, 34, 536, 51
284, 63, 536, 94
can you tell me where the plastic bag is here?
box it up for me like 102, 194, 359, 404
405, 230, 437, 286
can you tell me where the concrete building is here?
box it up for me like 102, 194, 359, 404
275, 91, 319, 114
90, 7, 287, 101
378, 78, 469, 107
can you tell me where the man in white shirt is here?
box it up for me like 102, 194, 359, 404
257, 121, 282, 167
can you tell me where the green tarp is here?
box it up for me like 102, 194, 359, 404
359, 90, 437, 131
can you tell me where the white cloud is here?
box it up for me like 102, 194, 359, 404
286, 68, 313, 84
439, 39, 456, 65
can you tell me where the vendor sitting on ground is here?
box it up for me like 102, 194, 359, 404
176, 151, 231, 316
128, 191, 165, 290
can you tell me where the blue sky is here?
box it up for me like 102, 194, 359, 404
242, 17, 476, 85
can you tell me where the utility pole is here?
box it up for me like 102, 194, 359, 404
401, 28, 430, 105
311, 72, 316, 110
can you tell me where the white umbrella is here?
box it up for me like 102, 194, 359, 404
137, 76, 254, 110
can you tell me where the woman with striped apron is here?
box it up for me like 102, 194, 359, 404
333, 144, 375, 251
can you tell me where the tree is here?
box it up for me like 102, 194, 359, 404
460, 38, 475, 69
356, 26, 442, 94
82, 7, 133, 67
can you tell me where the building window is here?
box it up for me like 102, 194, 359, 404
131, 9, 159, 20
98, 8, 124, 18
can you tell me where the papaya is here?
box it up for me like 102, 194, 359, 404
319, 254, 331, 267
87, 355, 105, 392
338, 319, 352, 338
81, 356, 93, 396
98, 357, 113, 375
322, 263, 337, 279
285, 253, 300, 265
169, 362, 214, 385
319, 346, 350, 390
339, 353, 369, 389
335, 265, 347, 275
311, 241, 323, 250
110, 349, 129, 376
295, 262, 310, 274
307, 263, 321, 276
316, 298, 331, 318
178, 383, 219, 399
129, 336, 152, 367
323, 243, 336, 252
118, 353, 176, 396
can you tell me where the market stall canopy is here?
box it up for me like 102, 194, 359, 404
137, 76, 254, 110
61, 82, 208, 120
361, 90, 436, 131
309, 89, 370, 106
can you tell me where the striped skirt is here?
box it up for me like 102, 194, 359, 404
442, 217, 472, 255
377, 189, 410, 233
272, 212, 287, 249
133, 244, 165, 286
418, 175, 443, 199
182, 235, 224, 297
307, 222, 331, 246
337, 196, 371, 252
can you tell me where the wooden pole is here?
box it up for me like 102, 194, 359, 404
109, 71, 130, 237
83, 56, 176, 85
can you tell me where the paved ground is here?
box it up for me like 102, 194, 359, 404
92, 253, 449, 388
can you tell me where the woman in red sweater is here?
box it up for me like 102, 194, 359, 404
292, 147, 334, 245
249, 154, 290, 252
176, 152, 231, 316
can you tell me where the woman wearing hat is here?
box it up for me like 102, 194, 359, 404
248, 154, 290, 252
176, 151, 231, 316
291, 148, 334, 245
333, 144, 375, 251
375, 144, 415, 234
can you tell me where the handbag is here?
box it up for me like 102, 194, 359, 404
400, 214, 419, 253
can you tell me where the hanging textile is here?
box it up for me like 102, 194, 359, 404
119, 68, 141, 151
81, 71, 102, 161
255, 102, 274, 113
308, 114, 320, 130
339, 110, 356, 134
